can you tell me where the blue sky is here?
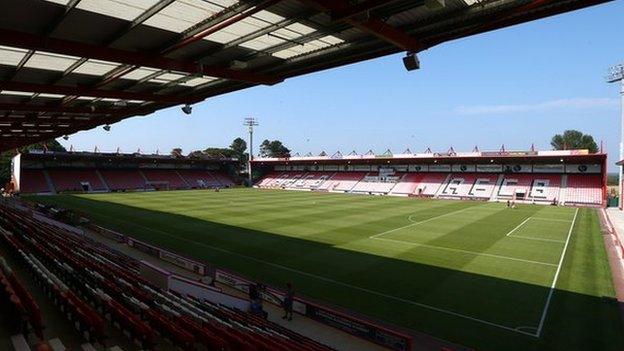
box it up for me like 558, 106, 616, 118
60, 2, 624, 170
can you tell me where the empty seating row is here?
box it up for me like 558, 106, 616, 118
438, 173, 498, 199
0, 205, 335, 351
497, 174, 561, 202
48, 170, 107, 192
256, 171, 602, 206
19, 169, 234, 194
0, 253, 44, 340
565, 174, 603, 205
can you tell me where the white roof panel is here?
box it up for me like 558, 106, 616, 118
24, 51, 80, 71
0, 46, 28, 66
157, 72, 186, 81
38, 93, 65, 98
44, 0, 71, 4
121, 67, 160, 80
144, 0, 222, 33
77, 0, 158, 21
72, 59, 121, 76
0, 90, 33, 97
181, 76, 217, 87
272, 36, 343, 59
239, 34, 285, 51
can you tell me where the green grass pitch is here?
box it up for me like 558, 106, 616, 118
28, 189, 624, 351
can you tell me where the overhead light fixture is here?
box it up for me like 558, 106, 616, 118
62, 135, 69, 140
181, 104, 193, 115
103, 124, 111, 132
403, 52, 420, 72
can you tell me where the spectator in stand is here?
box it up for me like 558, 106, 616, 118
282, 283, 295, 321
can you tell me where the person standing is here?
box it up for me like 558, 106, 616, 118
282, 283, 295, 321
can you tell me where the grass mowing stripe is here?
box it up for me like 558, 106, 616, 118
372, 237, 558, 266
506, 217, 532, 237
369, 204, 480, 239
535, 207, 579, 337
84, 207, 539, 337
26, 190, 624, 351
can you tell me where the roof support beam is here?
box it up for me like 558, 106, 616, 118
0, 103, 140, 115
301, 0, 422, 52
0, 29, 280, 85
163, 0, 282, 54
0, 81, 195, 104
329, 0, 404, 22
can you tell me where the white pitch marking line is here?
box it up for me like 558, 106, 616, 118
92, 212, 537, 337
535, 207, 579, 337
373, 237, 558, 267
507, 236, 565, 244
530, 217, 573, 223
370, 205, 478, 239
506, 217, 532, 237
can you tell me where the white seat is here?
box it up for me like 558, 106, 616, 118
80, 343, 97, 351
10, 334, 30, 351
47, 338, 66, 351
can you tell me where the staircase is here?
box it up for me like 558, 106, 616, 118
489, 174, 505, 202
95, 170, 110, 192
434, 173, 453, 198
41, 170, 56, 194
558, 174, 567, 206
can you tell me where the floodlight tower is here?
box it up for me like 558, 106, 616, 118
243, 117, 259, 185
607, 63, 624, 203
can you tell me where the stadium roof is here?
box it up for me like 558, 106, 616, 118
0, 0, 611, 152
252, 149, 607, 165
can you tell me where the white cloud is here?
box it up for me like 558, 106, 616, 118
454, 97, 620, 115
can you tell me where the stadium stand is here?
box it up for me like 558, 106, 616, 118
288, 172, 335, 190
99, 170, 147, 191
141, 170, 188, 190
13, 151, 236, 194
415, 173, 450, 197
565, 174, 603, 206
177, 170, 221, 188
48, 170, 107, 193
19, 170, 51, 194
390, 173, 427, 195
321, 172, 367, 192
497, 174, 561, 203
211, 172, 235, 188
438, 173, 498, 199
0, 205, 334, 351
350, 173, 400, 194
252, 149, 606, 206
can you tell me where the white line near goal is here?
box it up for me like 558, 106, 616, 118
535, 207, 579, 337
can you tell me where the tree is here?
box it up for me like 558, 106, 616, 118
230, 138, 247, 157
187, 150, 205, 158
551, 130, 598, 153
1, 139, 67, 186
229, 137, 248, 167
259, 139, 290, 158
203, 147, 234, 158
170, 148, 183, 158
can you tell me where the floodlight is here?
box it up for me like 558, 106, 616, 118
62, 135, 69, 140
103, 124, 111, 132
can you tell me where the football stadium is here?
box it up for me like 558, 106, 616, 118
1, 1, 624, 351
